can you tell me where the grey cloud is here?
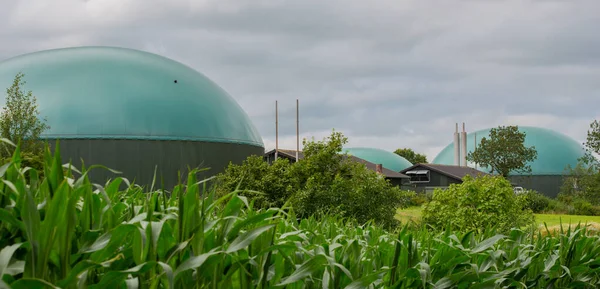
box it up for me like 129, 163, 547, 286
1, 0, 600, 158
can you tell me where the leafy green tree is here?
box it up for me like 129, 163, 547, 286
559, 119, 600, 205
289, 130, 414, 228
422, 175, 535, 233
393, 148, 427, 164
466, 125, 537, 178
559, 162, 600, 205
581, 119, 600, 168
214, 155, 296, 209
0, 72, 50, 170
214, 130, 415, 228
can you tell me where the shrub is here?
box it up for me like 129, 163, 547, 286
408, 192, 429, 207
422, 175, 535, 233
546, 198, 569, 214
291, 161, 415, 228
519, 189, 552, 213
571, 198, 600, 216
214, 155, 296, 209
214, 130, 413, 228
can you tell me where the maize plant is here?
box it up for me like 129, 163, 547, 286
0, 141, 600, 288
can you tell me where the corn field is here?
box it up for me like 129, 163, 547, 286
1, 144, 600, 288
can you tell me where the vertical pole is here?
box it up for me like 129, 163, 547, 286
454, 123, 460, 166
275, 100, 278, 161
461, 122, 467, 167
296, 99, 299, 162
474, 131, 477, 170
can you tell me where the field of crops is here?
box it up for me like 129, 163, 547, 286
2, 146, 600, 288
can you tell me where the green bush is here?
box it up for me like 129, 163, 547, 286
214, 155, 296, 209
571, 198, 600, 216
291, 161, 415, 228
546, 199, 569, 214
408, 192, 429, 207
519, 190, 552, 213
214, 130, 413, 228
422, 175, 535, 233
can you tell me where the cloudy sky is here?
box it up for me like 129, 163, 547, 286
1, 0, 599, 160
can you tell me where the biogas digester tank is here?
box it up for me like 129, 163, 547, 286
0, 46, 264, 189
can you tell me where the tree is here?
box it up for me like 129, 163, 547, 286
466, 125, 537, 178
0, 72, 50, 155
581, 119, 600, 168
393, 148, 427, 164
0, 72, 50, 171
214, 130, 415, 228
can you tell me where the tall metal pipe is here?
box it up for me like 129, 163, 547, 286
474, 131, 477, 170
275, 100, 278, 161
296, 99, 299, 162
461, 122, 467, 167
454, 123, 460, 166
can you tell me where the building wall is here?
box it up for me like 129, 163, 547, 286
508, 175, 565, 198
404, 170, 462, 193
47, 139, 264, 190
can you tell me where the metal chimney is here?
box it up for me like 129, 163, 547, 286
296, 99, 299, 162
474, 132, 477, 170
275, 100, 279, 161
454, 123, 460, 166
461, 122, 467, 167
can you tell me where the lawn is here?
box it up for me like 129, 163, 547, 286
396, 206, 600, 229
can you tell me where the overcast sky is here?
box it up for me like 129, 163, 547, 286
1, 0, 599, 160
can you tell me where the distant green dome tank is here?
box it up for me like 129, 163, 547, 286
342, 147, 413, 172
432, 126, 585, 175
0, 46, 264, 188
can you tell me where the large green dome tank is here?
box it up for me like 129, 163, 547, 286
0, 46, 264, 188
432, 126, 585, 175
0, 46, 263, 146
342, 147, 413, 172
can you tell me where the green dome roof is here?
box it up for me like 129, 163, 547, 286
432, 126, 586, 175
342, 147, 413, 172
0, 46, 263, 147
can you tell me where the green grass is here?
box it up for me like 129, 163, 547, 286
3, 143, 600, 287
536, 213, 600, 226
397, 206, 600, 227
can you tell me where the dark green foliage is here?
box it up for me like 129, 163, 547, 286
545, 198, 569, 214
393, 148, 427, 164
559, 119, 600, 206
466, 125, 538, 178
422, 175, 535, 233
570, 199, 600, 216
214, 130, 415, 228
560, 162, 600, 206
519, 189, 552, 213
407, 193, 429, 207
215, 155, 295, 209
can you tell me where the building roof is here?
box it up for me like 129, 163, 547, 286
342, 147, 413, 172
265, 149, 409, 179
431, 126, 585, 175
0, 46, 263, 147
401, 163, 489, 181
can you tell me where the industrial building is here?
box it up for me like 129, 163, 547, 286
0, 46, 264, 189
432, 124, 587, 197
400, 163, 489, 193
